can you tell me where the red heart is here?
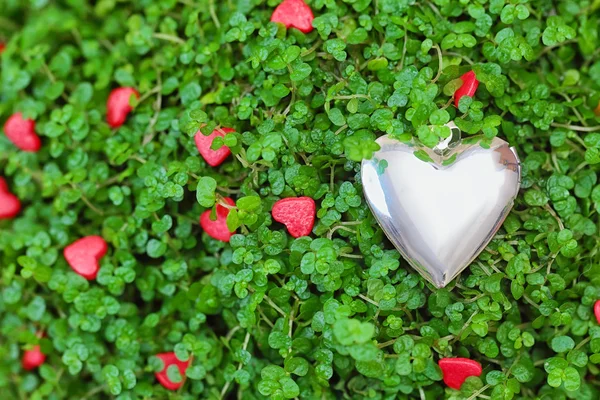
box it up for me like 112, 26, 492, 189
0, 43, 5, 54
22, 345, 46, 371
154, 352, 191, 391
594, 300, 600, 324
195, 127, 234, 167
200, 197, 235, 242
454, 70, 479, 107
107, 87, 139, 128
272, 197, 315, 238
64, 236, 108, 280
271, 0, 314, 33
3, 112, 41, 152
438, 358, 482, 389
0, 177, 21, 219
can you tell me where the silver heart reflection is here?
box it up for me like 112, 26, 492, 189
361, 135, 521, 288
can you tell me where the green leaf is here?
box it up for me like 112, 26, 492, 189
551, 336, 575, 353
196, 177, 217, 207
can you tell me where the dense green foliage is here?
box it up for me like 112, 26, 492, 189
1, 0, 600, 399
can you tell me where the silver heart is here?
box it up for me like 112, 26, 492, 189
361, 132, 521, 288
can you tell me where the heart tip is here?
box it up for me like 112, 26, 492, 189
430, 274, 452, 289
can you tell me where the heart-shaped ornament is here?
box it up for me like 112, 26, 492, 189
438, 358, 482, 389
200, 197, 235, 242
454, 71, 479, 107
107, 87, 139, 128
154, 352, 191, 391
22, 345, 46, 371
0, 178, 21, 219
272, 197, 315, 238
361, 130, 520, 288
195, 127, 234, 167
3, 112, 41, 152
271, 0, 314, 33
64, 236, 108, 280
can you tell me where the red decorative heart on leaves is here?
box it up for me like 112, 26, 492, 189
0, 177, 21, 220
272, 197, 315, 238
200, 197, 235, 242
64, 236, 108, 280
454, 71, 479, 108
438, 358, 482, 389
22, 345, 46, 371
594, 300, 600, 324
195, 127, 234, 167
3, 112, 41, 152
0, 43, 5, 54
271, 0, 314, 33
155, 352, 191, 391
107, 87, 139, 128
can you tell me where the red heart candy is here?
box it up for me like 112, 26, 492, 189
195, 127, 234, 167
155, 352, 191, 391
0, 177, 21, 219
272, 197, 315, 238
200, 197, 235, 242
594, 300, 600, 324
64, 236, 108, 280
454, 71, 479, 108
107, 87, 139, 128
271, 0, 314, 33
438, 358, 482, 389
3, 112, 41, 152
22, 345, 46, 371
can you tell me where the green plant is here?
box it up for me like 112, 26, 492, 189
1, 0, 600, 399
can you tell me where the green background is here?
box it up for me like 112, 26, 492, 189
1, 0, 600, 399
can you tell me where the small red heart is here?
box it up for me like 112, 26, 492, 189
271, 0, 314, 34
3, 112, 41, 152
22, 345, 46, 371
272, 197, 315, 238
0, 43, 5, 54
154, 352, 191, 391
0, 177, 21, 220
594, 300, 600, 324
64, 236, 108, 280
454, 70, 479, 108
200, 197, 235, 242
438, 358, 482, 389
107, 87, 139, 128
195, 127, 234, 167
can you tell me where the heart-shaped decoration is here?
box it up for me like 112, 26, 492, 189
438, 358, 482, 389
272, 197, 315, 238
64, 236, 108, 280
200, 197, 235, 242
3, 112, 41, 152
154, 352, 191, 391
271, 0, 314, 33
594, 300, 600, 324
454, 71, 479, 107
107, 87, 139, 128
361, 135, 520, 288
22, 345, 46, 371
195, 127, 234, 167
0, 177, 21, 219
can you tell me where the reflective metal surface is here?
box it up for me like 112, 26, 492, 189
361, 134, 521, 288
